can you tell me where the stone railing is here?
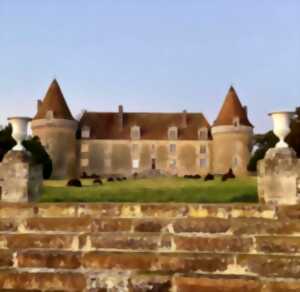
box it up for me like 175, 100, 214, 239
0, 202, 300, 291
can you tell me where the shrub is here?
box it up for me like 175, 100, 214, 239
93, 178, 103, 185
222, 168, 236, 182
107, 177, 115, 182
204, 173, 214, 181
23, 136, 52, 179
91, 173, 100, 179
81, 172, 88, 179
0, 126, 53, 179
67, 178, 82, 187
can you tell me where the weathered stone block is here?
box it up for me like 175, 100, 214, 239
0, 151, 42, 202
256, 236, 300, 253
0, 271, 86, 291
263, 281, 300, 292
25, 217, 92, 232
156, 253, 233, 273
237, 254, 300, 278
258, 148, 300, 205
130, 275, 171, 292
81, 233, 171, 251
173, 218, 230, 233
82, 252, 154, 270
231, 218, 300, 235
17, 251, 81, 269
174, 235, 252, 252
0, 250, 13, 267
0, 234, 77, 250
174, 276, 261, 292
92, 218, 132, 232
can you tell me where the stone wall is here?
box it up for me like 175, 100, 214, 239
0, 202, 300, 291
79, 140, 212, 177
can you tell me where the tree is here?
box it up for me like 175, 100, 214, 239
248, 108, 300, 172
0, 125, 52, 179
247, 131, 278, 172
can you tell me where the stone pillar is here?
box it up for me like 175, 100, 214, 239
258, 147, 300, 205
258, 111, 298, 205
0, 150, 43, 202
0, 116, 43, 202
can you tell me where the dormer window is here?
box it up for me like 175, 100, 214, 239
198, 128, 208, 140
233, 117, 240, 127
131, 126, 141, 140
168, 127, 178, 140
46, 110, 54, 119
81, 125, 90, 138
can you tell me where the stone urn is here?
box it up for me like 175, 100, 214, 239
269, 111, 294, 148
7, 117, 32, 151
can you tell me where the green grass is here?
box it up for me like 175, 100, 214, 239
40, 176, 258, 203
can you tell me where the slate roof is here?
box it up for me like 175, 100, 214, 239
213, 86, 253, 127
79, 111, 211, 140
33, 79, 74, 120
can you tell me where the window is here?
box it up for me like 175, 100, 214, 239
169, 144, 176, 154
168, 127, 178, 140
169, 159, 176, 168
46, 110, 54, 119
198, 128, 208, 140
200, 145, 207, 154
233, 117, 240, 127
132, 144, 139, 154
131, 126, 141, 140
81, 158, 89, 167
132, 159, 140, 169
199, 158, 207, 168
232, 156, 239, 167
82, 126, 90, 138
81, 143, 89, 153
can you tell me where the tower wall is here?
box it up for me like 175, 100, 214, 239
32, 119, 78, 179
212, 125, 253, 176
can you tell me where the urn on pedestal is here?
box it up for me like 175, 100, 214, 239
0, 117, 43, 202
258, 110, 300, 205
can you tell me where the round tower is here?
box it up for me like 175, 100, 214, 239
211, 86, 253, 176
31, 79, 78, 179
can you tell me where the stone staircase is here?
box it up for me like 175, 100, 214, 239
0, 202, 300, 291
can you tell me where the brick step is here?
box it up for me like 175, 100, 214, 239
0, 203, 278, 219
5, 217, 300, 235
0, 270, 300, 292
0, 233, 300, 254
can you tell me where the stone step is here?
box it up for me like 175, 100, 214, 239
0, 269, 85, 291
0, 203, 277, 219
0, 270, 300, 291
13, 250, 300, 279
1, 233, 300, 254
10, 217, 300, 235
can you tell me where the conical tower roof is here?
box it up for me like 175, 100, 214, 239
34, 79, 74, 120
213, 86, 252, 127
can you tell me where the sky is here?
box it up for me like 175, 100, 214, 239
0, 0, 299, 133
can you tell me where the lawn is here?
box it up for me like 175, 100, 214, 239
40, 176, 258, 203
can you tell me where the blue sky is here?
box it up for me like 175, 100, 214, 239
0, 0, 299, 132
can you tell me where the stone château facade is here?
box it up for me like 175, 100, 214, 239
31, 80, 253, 179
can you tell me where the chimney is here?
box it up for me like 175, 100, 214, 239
243, 106, 248, 114
37, 100, 42, 111
182, 110, 187, 128
118, 105, 123, 130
